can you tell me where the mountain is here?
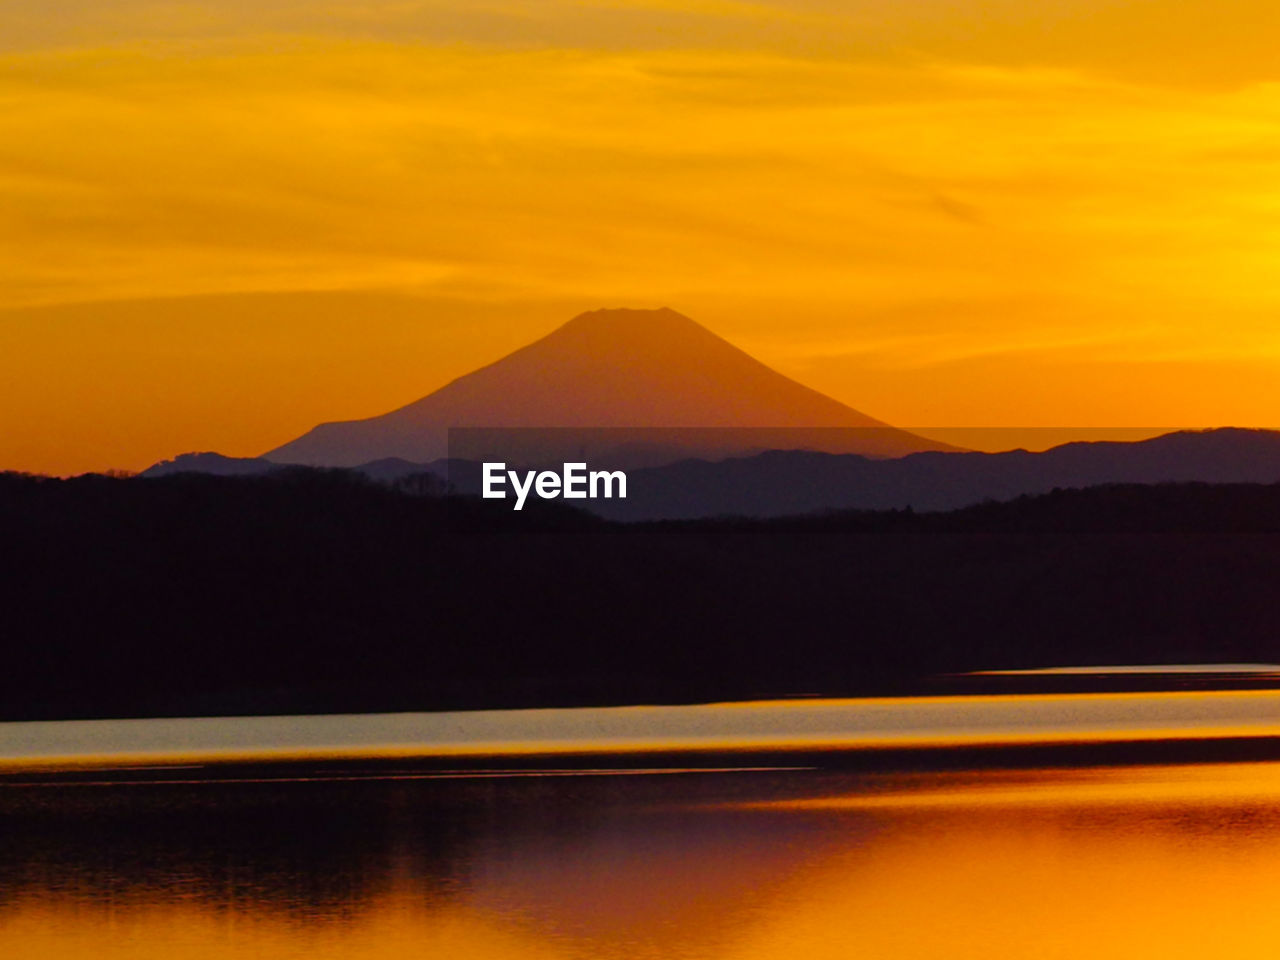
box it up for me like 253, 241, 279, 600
265, 307, 950, 467
581, 427, 1280, 520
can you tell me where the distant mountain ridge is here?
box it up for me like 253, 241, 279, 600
142, 428, 1280, 520
264, 306, 949, 466
141, 452, 280, 478
140, 451, 443, 484
587, 427, 1280, 519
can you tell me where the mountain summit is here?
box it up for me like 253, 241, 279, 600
266, 307, 948, 466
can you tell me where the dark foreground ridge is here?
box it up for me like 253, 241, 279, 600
2, 468, 1280, 721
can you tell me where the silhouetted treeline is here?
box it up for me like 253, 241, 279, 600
1, 469, 1279, 720
653, 481, 1280, 534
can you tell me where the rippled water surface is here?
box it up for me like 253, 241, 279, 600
8, 754, 1280, 958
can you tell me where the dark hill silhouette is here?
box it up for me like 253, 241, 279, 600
2, 469, 1280, 720
265, 307, 949, 466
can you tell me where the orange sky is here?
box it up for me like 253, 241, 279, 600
4, 0, 1280, 474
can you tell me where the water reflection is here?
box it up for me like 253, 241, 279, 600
5, 765, 1280, 958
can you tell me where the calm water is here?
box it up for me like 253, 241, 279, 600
7, 694, 1280, 958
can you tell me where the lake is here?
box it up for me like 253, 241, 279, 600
6, 690, 1280, 958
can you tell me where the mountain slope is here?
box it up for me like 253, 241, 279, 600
266, 307, 947, 466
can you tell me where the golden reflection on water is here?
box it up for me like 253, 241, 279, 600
7, 763, 1280, 958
